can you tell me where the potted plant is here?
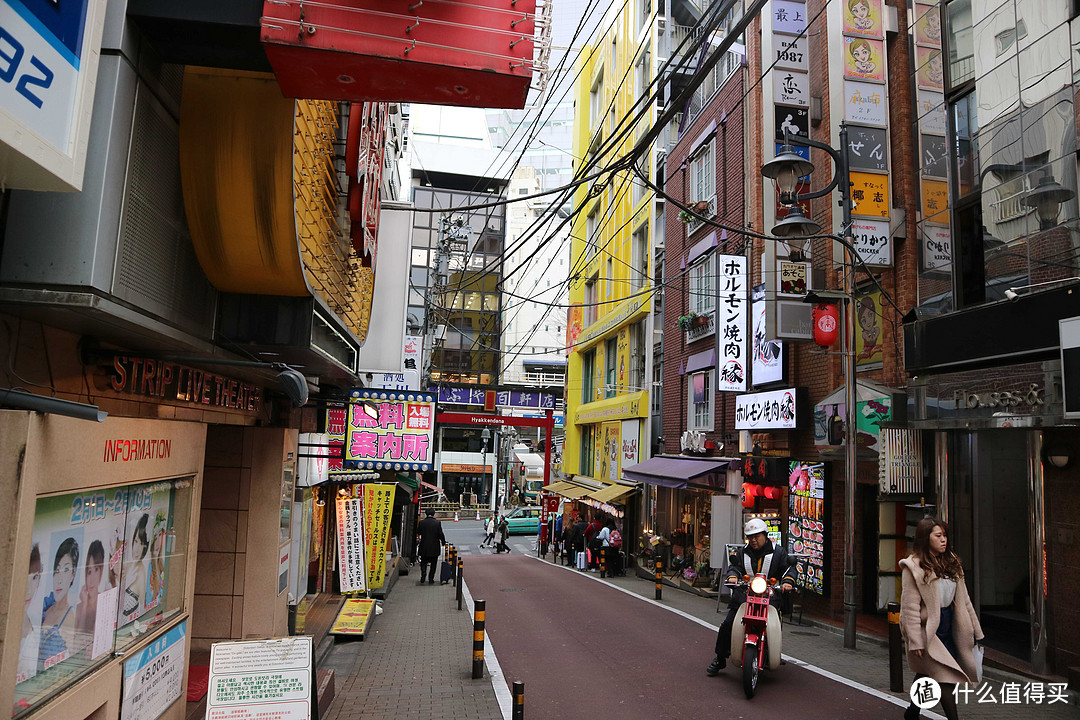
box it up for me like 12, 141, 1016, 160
676, 312, 699, 330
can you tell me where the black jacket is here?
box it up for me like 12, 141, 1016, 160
417, 515, 446, 557
724, 540, 798, 608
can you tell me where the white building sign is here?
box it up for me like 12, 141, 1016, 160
735, 387, 799, 430
718, 254, 748, 392
851, 218, 892, 266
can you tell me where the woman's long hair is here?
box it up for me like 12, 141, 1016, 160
912, 517, 964, 582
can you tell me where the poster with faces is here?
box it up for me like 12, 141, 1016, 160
844, 37, 885, 82
843, 0, 883, 38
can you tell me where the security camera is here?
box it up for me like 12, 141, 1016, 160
1004, 289, 1019, 301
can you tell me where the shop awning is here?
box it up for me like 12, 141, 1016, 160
396, 473, 418, 490
622, 455, 734, 490
588, 482, 637, 504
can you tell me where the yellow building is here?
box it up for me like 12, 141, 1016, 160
562, 2, 659, 491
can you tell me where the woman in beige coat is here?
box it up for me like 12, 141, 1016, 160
899, 517, 983, 720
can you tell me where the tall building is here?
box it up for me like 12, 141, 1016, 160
562, 0, 662, 521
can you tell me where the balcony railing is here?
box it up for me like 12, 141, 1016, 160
503, 371, 566, 386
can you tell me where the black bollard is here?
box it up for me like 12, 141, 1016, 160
655, 558, 663, 600
887, 601, 903, 692
449, 546, 457, 586
457, 557, 464, 611
472, 600, 486, 679
600, 546, 607, 579
512, 681, 524, 719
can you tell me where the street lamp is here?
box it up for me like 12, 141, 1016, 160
1023, 173, 1075, 230
481, 427, 493, 512
761, 124, 860, 650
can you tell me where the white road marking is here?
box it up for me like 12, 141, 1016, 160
461, 580, 514, 720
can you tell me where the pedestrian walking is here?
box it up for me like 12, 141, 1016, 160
415, 508, 446, 585
607, 520, 624, 575
494, 515, 510, 553
571, 514, 588, 569
899, 518, 983, 720
481, 514, 496, 548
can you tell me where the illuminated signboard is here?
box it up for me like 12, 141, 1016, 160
344, 390, 436, 471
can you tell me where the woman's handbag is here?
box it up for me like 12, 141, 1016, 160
972, 643, 984, 683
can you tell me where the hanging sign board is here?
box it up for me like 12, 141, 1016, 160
717, 255, 748, 392
336, 497, 367, 594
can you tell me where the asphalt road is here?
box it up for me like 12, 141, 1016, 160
461, 550, 911, 719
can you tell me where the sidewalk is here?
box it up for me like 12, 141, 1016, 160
320, 573, 501, 720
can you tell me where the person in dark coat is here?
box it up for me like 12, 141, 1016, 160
706, 518, 797, 675
416, 508, 446, 585
571, 515, 589, 568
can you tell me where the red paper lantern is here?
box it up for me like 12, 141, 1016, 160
741, 483, 755, 508
813, 303, 839, 347
763, 486, 782, 500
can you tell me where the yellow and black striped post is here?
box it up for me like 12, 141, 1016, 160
449, 545, 457, 586
887, 601, 903, 692
600, 546, 607, 578
457, 557, 464, 611
511, 681, 525, 719
472, 600, 486, 679
655, 558, 663, 600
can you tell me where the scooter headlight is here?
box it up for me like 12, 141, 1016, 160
750, 576, 768, 594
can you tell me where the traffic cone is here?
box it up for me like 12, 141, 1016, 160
475, 509, 481, 520
454, 511, 459, 522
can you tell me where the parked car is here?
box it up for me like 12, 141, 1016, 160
503, 506, 540, 535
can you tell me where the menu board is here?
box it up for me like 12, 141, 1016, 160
786, 462, 827, 595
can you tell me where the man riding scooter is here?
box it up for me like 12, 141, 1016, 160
706, 518, 798, 676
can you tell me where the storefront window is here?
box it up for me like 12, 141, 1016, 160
15, 477, 194, 717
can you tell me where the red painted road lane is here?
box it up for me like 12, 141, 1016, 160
466, 553, 905, 719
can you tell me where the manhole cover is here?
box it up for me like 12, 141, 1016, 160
500, 588, 525, 592
791, 631, 819, 637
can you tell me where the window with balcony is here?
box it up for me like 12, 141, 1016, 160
689, 255, 715, 316
688, 370, 714, 431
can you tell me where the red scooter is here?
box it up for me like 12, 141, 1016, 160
728, 573, 784, 698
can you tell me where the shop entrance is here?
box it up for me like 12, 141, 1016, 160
948, 430, 1031, 661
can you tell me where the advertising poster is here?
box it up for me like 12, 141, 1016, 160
717, 255, 748, 392
362, 484, 395, 589
16, 479, 186, 714
751, 285, 784, 386
620, 419, 640, 468
855, 290, 885, 368
842, 0, 883, 37
843, 37, 885, 82
207, 637, 312, 720
345, 395, 436, 470
915, 47, 944, 90
850, 172, 890, 218
786, 462, 827, 595
914, 3, 941, 47
599, 422, 621, 484
121, 621, 186, 720
335, 497, 367, 594
566, 303, 583, 354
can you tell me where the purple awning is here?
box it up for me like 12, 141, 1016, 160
684, 349, 715, 375
687, 232, 718, 265
622, 455, 734, 490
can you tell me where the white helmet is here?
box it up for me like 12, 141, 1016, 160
744, 518, 769, 537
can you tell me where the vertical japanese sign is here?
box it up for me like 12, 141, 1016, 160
717, 254, 748, 392
362, 484, 395, 589
335, 497, 366, 593
786, 462, 827, 596
345, 391, 436, 470
325, 405, 348, 475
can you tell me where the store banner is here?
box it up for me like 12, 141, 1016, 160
345, 391, 436, 470
362, 484, 395, 589
787, 462, 827, 595
335, 497, 367, 594
297, 432, 330, 487
718, 254, 748, 392
120, 621, 186, 720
